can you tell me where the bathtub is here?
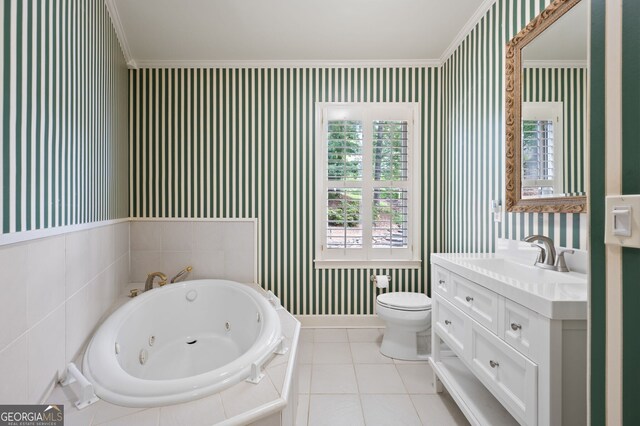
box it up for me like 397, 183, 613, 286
82, 279, 283, 408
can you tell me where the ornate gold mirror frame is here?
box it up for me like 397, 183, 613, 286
505, 0, 587, 213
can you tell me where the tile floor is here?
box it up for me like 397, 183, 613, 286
295, 328, 470, 426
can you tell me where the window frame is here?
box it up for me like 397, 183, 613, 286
314, 102, 421, 269
521, 101, 564, 195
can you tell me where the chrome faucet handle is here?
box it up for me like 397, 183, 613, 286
555, 249, 575, 272
524, 235, 556, 268
530, 243, 546, 264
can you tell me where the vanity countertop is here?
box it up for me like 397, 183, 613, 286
431, 253, 587, 320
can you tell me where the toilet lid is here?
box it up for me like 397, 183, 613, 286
377, 292, 432, 311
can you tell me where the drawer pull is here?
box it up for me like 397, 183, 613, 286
439, 280, 445, 284
444, 320, 451, 325
510, 323, 522, 331
489, 360, 500, 368
465, 296, 474, 302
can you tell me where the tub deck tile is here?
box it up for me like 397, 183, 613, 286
221, 374, 280, 418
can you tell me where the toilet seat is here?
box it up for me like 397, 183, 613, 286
376, 292, 432, 312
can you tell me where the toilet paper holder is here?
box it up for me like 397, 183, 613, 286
370, 275, 391, 284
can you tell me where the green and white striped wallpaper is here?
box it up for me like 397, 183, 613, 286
129, 0, 590, 314
1, 0, 128, 235
129, 67, 441, 315
522, 66, 587, 195
441, 0, 588, 253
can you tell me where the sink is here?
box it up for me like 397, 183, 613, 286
458, 257, 586, 285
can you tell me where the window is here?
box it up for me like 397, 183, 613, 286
315, 103, 421, 268
521, 102, 564, 197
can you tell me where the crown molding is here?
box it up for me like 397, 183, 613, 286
104, 0, 495, 70
523, 59, 588, 68
131, 59, 441, 69
104, 0, 134, 66
439, 0, 497, 63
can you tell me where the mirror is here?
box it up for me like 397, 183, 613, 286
505, 0, 588, 213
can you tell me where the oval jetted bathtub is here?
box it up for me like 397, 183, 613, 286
82, 279, 283, 407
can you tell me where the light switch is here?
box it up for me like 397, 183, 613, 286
605, 195, 640, 248
612, 206, 631, 237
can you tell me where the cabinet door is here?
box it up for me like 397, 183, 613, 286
451, 273, 499, 334
433, 265, 452, 301
433, 295, 469, 360
470, 321, 538, 426
500, 298, 543, 362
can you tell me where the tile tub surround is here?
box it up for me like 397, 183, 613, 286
296, 328, 469, 426
129, 219, 257, 285
0, 221, 130, 404
47, 282, 301, 426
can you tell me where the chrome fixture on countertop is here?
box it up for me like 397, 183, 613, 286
524, 235, 574, 272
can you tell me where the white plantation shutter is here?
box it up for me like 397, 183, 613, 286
372, 120, 409, 249
316, 103, 420, 267
372, 188, 408, 248
326, 117, 364, 250
522, 119, 555, 196
326, 188, 363, 248
327, 120, 363, 181
521, 102, 564, 197
372, 120, 409, 181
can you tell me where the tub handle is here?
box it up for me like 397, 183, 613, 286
59, 363, 99, 410
275, 337, 289, 355
246, 336, 286, 384
247, 360, 266, 384
266, 290, 281, 308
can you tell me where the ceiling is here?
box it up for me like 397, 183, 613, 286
107, 0, 490, 67
522, 0, 588, 64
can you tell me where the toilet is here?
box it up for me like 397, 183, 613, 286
376, 292, 432, 360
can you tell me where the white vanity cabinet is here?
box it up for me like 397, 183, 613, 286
429, 257, 587, 426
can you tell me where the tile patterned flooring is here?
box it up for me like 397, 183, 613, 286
295, 328, 470, 426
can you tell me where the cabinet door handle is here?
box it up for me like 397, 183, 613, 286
489, 360, 499, 368
439, 280, 445, 284
444, 320, 451, 325
511, 323, 522, 331
465, 296, 474, 302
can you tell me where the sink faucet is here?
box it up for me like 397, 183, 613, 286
523, 235, 574, 272
523, 235, 558, 270
144, 272, 168, 291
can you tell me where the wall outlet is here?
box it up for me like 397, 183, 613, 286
491, 200, 502, 223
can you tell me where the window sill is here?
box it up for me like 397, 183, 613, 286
313, 259, 422, 270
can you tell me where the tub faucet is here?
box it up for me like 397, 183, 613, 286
523, 235, 557, 270
170, 266, 193, 284
144, 272, 168, 291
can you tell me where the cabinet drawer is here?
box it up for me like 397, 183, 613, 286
500, 299, 542, 361
451, 273, 499, 334
470, 321, 538, 426
433, 265, 452, 301
433, 295, 468, 358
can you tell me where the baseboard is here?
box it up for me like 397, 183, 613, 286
295, 315, 385, 328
